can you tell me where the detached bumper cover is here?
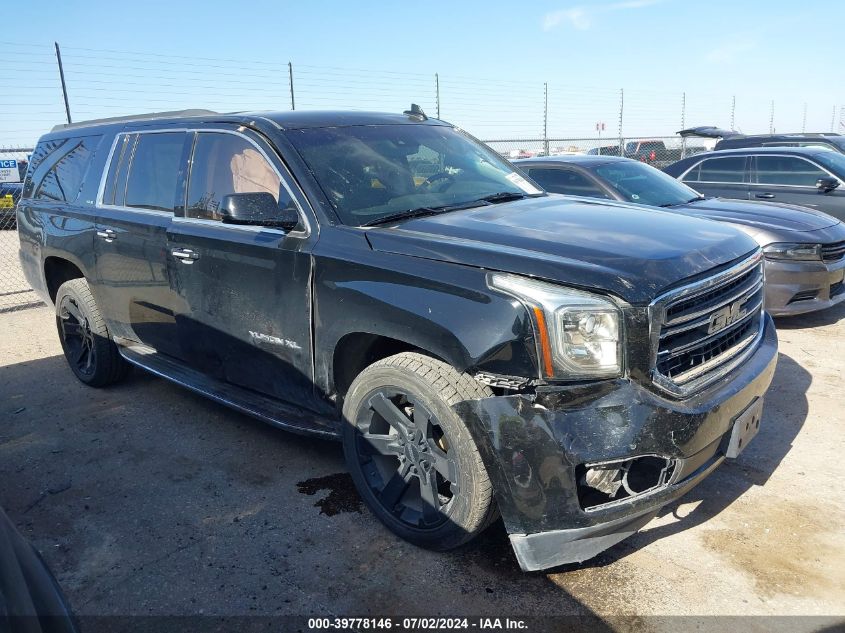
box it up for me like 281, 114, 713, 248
455, 314, 778, 571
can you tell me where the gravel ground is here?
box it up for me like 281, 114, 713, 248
1, 303, 844, 631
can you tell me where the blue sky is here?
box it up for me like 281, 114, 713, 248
3, 0, 844, 147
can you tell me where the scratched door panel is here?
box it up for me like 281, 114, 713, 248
167, 221, 319, 412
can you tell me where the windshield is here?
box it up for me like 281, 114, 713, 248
811, 150, 845, 175
594, 160, 702, 207
287, 124, 542, 225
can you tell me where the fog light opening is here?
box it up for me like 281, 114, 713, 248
577, 456, 676, 510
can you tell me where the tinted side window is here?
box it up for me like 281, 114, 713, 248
682, 163, 701, 182
755, 156, 828, 186
186, 132, 286, 221
103, 134, 134, 206
527, 168, 610, 198
124, 132, 186, 212
694, 156, 746, 183
35, 136, 102, 203
22, 139, 66, 198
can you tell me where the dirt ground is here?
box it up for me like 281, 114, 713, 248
2, 303, 844, 631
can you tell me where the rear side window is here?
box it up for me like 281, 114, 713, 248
23, 135, 102, 202
755, 155, 828, 186
685, 156, 746, 183
526, 168, 610, 198
102, 134, 136, 206
124, 132, 187, 212
186, 132, 286, 221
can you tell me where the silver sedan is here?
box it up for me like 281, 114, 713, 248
515, 155, 845, 317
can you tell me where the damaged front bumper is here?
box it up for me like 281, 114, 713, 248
455, 313, 778, 572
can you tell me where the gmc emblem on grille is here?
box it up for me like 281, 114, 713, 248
708, 300, 747, 334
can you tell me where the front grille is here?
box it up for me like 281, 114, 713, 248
822, 241, 845, 262
651, 252, 765, 396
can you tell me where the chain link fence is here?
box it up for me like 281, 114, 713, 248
2, 40, 843, 312
0, 148, 40, 312
485, 135, 714, 168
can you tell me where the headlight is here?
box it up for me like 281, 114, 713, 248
762, 243, 822, 261
488, 273, 623, 379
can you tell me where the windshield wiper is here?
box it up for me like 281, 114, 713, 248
477, 191, 535, 203
658, 196, 706, 208
360, 199, 492, 227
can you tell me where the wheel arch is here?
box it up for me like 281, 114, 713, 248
44, 256, 86, 304
331, 332, 452, 403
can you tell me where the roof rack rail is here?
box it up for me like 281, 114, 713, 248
50, 109, 219, 132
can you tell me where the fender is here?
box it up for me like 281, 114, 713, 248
312, 227, 540, 400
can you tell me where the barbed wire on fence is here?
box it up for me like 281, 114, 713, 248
2, 40, 844, 148
1, 39, 845, 311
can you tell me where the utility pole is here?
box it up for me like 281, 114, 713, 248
832, 105, 836, 133
769, 100, 775, 134
288, 62, 295, 111
680, 92, 687, 158
543, 82, 549, 157
618, 88, 624, 157
54, 42, 71, 124
802, 103, 807, 133
730, 95, 736, 130
435, 73, 440, 119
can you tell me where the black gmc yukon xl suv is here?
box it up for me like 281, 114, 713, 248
17, 108, 777, 571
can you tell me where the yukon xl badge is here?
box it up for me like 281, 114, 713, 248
248, 331, 302, 350
707, 300, 746, 334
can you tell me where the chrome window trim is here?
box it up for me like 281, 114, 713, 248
96, 128, 188, 213
648, 250, 764, 398
95, 127, 313, 238
182, 127, 312, 239
751, 153, 840, 187
677, 155, 748, 185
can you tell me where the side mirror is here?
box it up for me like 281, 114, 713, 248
816, 177, 840, 193
219, 192, 299, 230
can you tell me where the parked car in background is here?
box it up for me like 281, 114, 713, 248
679, 126, 845, 153
588, 140, 707, 168
664, 147, 845, 222
517, 155, 845, 316
17, 108, 777, 572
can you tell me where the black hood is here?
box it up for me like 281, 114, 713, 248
675, 197, 839, 235
366, 195, 758, 304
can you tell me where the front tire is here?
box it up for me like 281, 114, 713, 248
55, 278, 129, 387
342, 352, 497, 550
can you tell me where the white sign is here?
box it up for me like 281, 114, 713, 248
0, 159, 21, 183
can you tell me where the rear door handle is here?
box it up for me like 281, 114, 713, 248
171, 248, 200, 263
96, 229, 117, 242
755, 193, 775, 199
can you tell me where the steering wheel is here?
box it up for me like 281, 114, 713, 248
424, 171, 456, 191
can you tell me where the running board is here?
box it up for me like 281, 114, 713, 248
118, 343, 340, 440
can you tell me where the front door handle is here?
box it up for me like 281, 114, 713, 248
96, 229, 117, 242
171, 248, 200, 263
755, 193, 775, 199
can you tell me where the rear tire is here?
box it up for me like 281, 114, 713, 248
55, 278, 129, 387
342, 352, 497, 550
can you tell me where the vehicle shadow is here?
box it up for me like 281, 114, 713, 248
773, 299, 845, 329
0, 350, 615, 628
554, 350, 811, 570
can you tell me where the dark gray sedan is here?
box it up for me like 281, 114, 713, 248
663, 147, 845, 222
516, 155, 845, 317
